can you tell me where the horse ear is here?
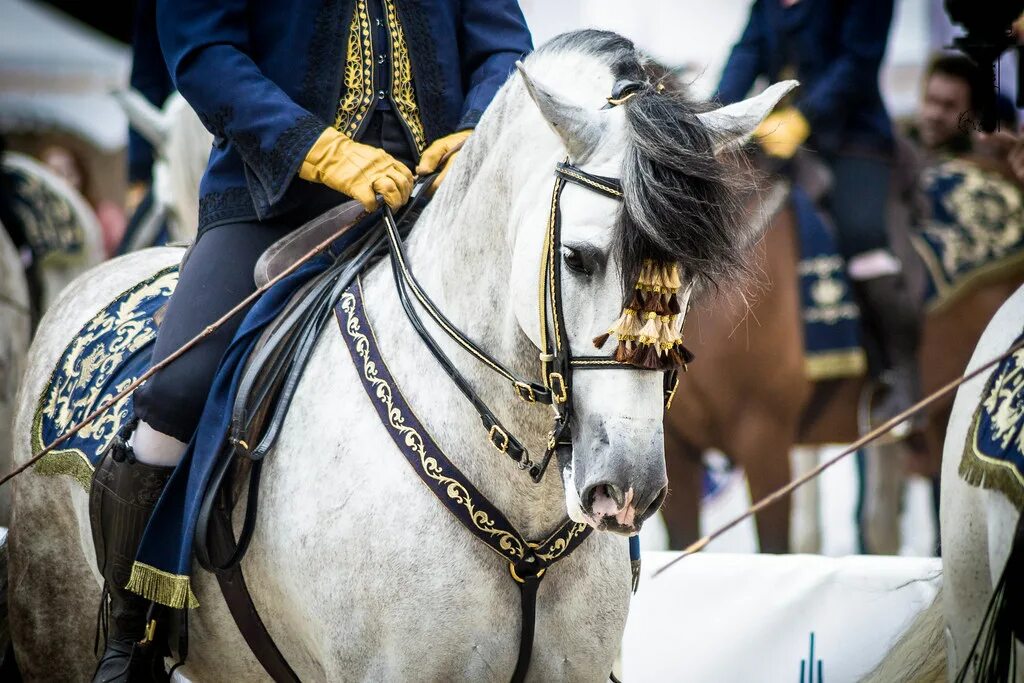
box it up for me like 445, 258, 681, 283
516, 61, 606, 163
112, 89, 169, 147
697, 80, 799, 155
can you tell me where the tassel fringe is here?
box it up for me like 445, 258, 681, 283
126, 562, 200, 609
594, 260, 692, 370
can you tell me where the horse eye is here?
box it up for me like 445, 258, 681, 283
562, 248, 591, 276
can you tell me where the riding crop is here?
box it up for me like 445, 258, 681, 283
652, 334, 1024, 578
0, 209, 372, 489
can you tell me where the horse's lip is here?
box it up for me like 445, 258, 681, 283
586, 515, 637, 536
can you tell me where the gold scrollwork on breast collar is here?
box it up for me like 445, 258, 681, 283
339, 289, 526, 561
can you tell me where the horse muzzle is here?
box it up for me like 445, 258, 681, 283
570, 418, 668, 535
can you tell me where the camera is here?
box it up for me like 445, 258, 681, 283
945, 0, 1024, 131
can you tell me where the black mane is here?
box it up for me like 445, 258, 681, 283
540, 30, 753, 297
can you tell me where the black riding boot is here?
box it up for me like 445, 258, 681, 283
854, 273, 921, 427
89, 421, 173, 683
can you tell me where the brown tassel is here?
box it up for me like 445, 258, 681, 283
592, 332, 610, 349
634, 343, 661, 369
627, 290, 644, 311
667, 293, 681, 315
615, 340, 635, 363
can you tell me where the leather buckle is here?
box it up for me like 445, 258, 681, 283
548, 372, 568, 404
514, 381, 536, 403
139, 619, 157, 646
489, 425, 510, 453
664, 373, 680, 411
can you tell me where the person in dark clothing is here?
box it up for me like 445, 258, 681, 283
717, 0, 919, 424
89, 2, 532, 680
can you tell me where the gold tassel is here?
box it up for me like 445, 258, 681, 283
596, 260, 690, 370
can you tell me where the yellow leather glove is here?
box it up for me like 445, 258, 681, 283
299, 128, 413, 211
416, 129, 472, 192
754, 107, 810, 159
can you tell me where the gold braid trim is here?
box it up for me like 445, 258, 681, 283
335, 0, 375, 136
126, 561, 200, 609
383, 0, 426, 154
804, 349, 867, 381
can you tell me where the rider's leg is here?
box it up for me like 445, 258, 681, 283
829, 152, 921, 422
89, 219, 292, 682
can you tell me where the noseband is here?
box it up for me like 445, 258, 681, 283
382, 160, 681, 483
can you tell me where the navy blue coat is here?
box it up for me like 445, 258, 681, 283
155, 0, 532, 230
129, 0, 174, 184
716, 0, 894, 155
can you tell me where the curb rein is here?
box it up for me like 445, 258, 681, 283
382, 160, 681, 485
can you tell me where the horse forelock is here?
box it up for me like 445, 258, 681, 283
535, 31, 754, 300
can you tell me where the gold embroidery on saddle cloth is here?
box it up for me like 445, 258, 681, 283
383, 0, 426, 154
126, 561, 200, 610
335, 0, 375, 136
960, 344, 1024, 511
31, 268, 179, 490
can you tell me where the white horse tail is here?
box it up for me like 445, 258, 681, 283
863, 585, 947, 683
112, 89, 168, 146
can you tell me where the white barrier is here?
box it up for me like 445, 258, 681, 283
622, 552, 941, 682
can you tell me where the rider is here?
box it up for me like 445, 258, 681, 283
716, 0, 918, 422
89, 2, 532, 680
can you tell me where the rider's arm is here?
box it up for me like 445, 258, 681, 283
716, 0, 767, 105
456, 0, 533, 131
155, 0, 324, 208
796, 0, 894, 125
128, 0, 173, 185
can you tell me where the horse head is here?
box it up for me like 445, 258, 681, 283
492, 32, 796, 534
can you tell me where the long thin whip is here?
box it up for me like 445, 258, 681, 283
652, 335, 1024, 579
0, 213, 366, 489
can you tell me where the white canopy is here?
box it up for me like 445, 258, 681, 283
0, 0, 130, 151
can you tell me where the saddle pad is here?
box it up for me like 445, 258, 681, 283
3, 152, 89, 265
960, 325, 1024, 511
32, 266, 178, 488
792, 188, 866, 381
912, 159, 1024, 313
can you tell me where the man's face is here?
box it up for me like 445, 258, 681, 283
918, 73, 972, 150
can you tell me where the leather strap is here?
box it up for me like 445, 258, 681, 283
207, 497, 300, 683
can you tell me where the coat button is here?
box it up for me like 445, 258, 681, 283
378, 55, 385, 64
378, 90, 386, 100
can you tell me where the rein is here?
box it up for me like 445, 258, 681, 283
382, 160, 679, 484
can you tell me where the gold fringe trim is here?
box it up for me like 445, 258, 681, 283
804, 348, 867, 381
126, 562, 200, 609
959, 413, 1024, 512
32, 449, 94, 491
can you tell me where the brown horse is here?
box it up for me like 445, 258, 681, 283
660, 160, 1024, 554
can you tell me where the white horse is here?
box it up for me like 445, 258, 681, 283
868, 283, 1024, 682
9, 31, 790, 681
1, 152, 105, 310
0, 224, 31, 522
115, 90, 212, 247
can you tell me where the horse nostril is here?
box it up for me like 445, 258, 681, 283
635, 485, 668, 523
583, 481, 624, 512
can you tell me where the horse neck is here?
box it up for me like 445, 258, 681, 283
359, 135, 572, 538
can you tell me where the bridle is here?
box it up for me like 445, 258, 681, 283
382, 159, 681, 484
